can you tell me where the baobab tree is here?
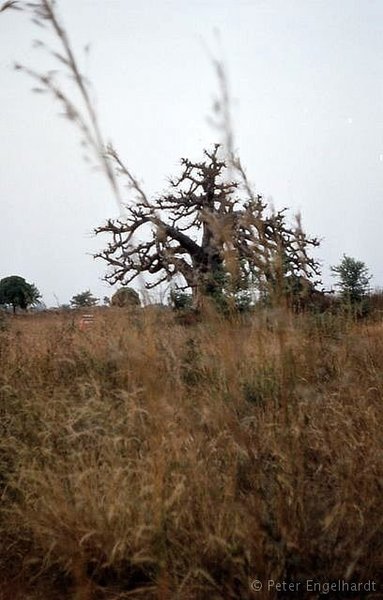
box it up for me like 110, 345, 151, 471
95, 145, 320, 308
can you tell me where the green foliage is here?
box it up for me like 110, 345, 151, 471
199, 260, 255, 313
232, 289, 253, 312
0, 275, 41, 313
70, 290, 99, 309
331, 255, 372, 304
169, 289, 193, 311
111, 287, 140, 308
171, 273, 253, 315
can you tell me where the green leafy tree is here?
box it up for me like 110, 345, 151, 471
331, 255, 372, 303
70, 290, 99, 309
0, 276, 41, 313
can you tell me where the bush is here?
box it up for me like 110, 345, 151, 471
111, 287, 141, 308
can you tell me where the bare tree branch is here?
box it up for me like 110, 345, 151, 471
95, 145, 320, 307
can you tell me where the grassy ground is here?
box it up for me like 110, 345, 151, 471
0, 306, 382, 599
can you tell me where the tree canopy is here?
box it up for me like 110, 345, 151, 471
70, 290, 99, 309
0, 276, 41, 313
331, 255, 372, 303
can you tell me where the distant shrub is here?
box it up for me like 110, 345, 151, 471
70, 290, 99, 309
111, 287, 141, 308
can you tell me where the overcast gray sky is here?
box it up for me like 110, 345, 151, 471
1, 0, 383, 306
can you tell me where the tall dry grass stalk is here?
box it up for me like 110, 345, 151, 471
0, 307, 382, 598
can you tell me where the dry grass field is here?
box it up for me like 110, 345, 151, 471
0, 306, 382, 599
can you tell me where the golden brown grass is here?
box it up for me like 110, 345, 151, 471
0, 307, 382, 599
